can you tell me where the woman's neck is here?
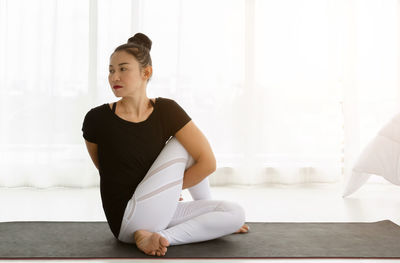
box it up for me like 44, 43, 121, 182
118, 96, 152, 117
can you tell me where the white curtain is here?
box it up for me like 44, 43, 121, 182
0, 0, 398, 188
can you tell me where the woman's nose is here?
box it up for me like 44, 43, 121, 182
110, 73, 120, 82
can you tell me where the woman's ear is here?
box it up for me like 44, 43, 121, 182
143, 66, 153, 80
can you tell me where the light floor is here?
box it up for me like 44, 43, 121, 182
1, 181, 400, 263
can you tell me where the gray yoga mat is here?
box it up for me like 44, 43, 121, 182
0, 220, 399, 259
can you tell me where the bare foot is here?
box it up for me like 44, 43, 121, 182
235, 224, 250, 234
134, 230, 170, 256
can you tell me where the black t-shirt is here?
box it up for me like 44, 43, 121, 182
81, 97, 191, 239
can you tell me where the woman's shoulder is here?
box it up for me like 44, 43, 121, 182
94, 104, 109, 112
84, 103, 109, 118
157, 96, 179, 106
157, 97, 189, 117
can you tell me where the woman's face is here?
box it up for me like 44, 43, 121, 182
108, 51, 148, 97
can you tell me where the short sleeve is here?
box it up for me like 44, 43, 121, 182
81, 109, 98, 143
163, 99, 192, 136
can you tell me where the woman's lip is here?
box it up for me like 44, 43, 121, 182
113, 86, 123, 89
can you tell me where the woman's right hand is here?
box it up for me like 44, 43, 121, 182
179, 193, 183, 201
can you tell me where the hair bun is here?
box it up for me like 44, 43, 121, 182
127, 33, 152, 51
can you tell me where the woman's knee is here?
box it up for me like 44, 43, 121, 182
165, 137, 190, 158
216, 200, 246, 228
185, 154, 195, 170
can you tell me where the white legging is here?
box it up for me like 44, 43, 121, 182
117, 136, 246, 246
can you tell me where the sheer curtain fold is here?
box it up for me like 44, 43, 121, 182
0, 0, 398, 187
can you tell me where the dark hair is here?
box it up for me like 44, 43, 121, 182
111, 33, 153, 81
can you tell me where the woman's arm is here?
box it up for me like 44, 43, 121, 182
84, 139, 100, 171
174, 120, 217, 189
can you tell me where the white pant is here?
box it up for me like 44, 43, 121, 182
117, 137, 246, 246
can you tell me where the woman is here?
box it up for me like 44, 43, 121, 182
82, 33, 249, 257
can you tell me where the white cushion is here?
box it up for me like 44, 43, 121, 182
342, 113, 400, 197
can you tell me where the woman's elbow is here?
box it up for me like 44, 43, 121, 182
198, 157, 216, 174
208, 157, 217, 173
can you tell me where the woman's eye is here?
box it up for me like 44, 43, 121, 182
108, 68, 125, 73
